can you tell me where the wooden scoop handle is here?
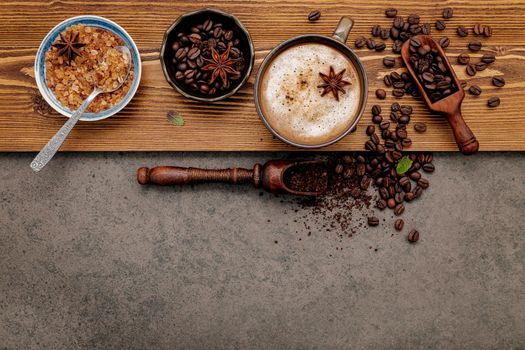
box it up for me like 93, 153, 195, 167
137, 165, 262, 187
445, 108, 480, 155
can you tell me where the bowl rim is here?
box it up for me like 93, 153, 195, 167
34, 15, 142, 122
254, 34, 369, 149
159, 8, 254, 102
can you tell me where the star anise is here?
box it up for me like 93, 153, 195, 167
52, 31, 86, 64
317, 66, 352, 101
202, 47, 240, 86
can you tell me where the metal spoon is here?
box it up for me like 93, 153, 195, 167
30, 46, 132, 172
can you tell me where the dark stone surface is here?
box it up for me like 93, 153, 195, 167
0, 152, 524, 349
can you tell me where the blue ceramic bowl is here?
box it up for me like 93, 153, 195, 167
34, 15, 141, 121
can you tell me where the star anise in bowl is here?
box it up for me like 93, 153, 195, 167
318, 66, 352, 101
52, 31, 86, 65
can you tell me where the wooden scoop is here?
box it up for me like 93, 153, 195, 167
137, 160, 327, 196
401, 35, 479, 155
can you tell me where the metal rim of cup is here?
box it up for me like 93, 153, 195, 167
160, 8, 255, 103
254, 32, 369, 149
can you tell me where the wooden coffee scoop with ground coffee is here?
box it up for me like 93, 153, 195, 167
137, 160, 328, 196
401, 35, 479, 155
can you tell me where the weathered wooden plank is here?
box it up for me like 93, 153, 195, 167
0, 0, 524, 151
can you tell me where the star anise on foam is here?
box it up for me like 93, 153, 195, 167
52, 31, 86, 64
317, 66, 352, 101
202, 47, 240, 86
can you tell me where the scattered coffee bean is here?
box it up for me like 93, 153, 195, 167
466, 63, 477, 77
366, 38, 376, 49
355, 36, 366, 48
414, 122, 427, 133
418, 178, 430, 189
457, 53, 470, 65
366, 125, 376, 136
308, 10, 321, 22
394, 203, 405, 216
375, 42, 386, 52
394, 219, 404, 231
483, 26, 493, 37
372, 25, 382, 37
335, 164, 344, 174
442, 7, 454, 19
376, 89, 387, 100
488, 96, 500, 108
422, 164, 435, 173
457, 26, 469, 37
435, 20, 446, 31
492, 76, 505, 87
473, 24, 484, 35
439, 37, 450, 48
481, 53, 496, 64
392, 89, 405, 98
385, 8, 398, 18
408, 14, 420, 25
468, 41, 482, 51
408, 229, 420, 243
469, 85, 482, 96
372, 105, 382, 116
383, 57, 396, 68
368, 217, 380, 227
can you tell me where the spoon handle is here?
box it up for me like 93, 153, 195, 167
445, 107, 480, 155
137, 165, 262, 187
30, 90, 100, 172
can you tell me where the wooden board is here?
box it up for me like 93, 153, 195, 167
1, 0, 525, 151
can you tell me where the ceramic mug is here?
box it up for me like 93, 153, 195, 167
254, 17, 368, 148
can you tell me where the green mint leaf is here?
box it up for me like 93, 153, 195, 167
396, 156, 413, 175
167, 110, 185, 126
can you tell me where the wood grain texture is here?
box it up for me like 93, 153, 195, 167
1, 0, 525, 151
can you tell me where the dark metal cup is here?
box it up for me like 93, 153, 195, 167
254, 17, 368, 148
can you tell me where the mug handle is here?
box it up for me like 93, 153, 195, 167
332, 17, 354, 43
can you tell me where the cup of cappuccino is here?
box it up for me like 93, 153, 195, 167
255, 17, 368, 148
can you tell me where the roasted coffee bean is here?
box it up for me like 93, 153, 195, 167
488, 96, 501, 108
394, 219, 404, 231
184, 69, 195, 79
384, 74, 393, 87
435, 20, 446, 31
187, 47, 201, 60
213, 27, 223, 39
375, 42, 386, 52
188, 33, 202, 44
379, 187, 389, 200
402, 138, 412, 148
413, 122, 427, 133
492, 76, 505, 87
443, 7, 454, 19
199, 84, 210, 94
473, 24, 484, 35
457, 26, 469, 37
175, 47, 188, 61
392, 40, 403, 53
343, 167, 354, 179
203, 19, 213, 32
439, 37, 450, 49
376, 89, 387, 100
372, 115, 383, 124
368, 217, 380, 227
468, 41, 482, 52
372, 105, 382, 116
383, 57, 396, 68
377, 199, 387, 210
400, 105, 413, 115
223, 30, 234, 41
387, 198, 396, 209
408, 229, 420, 243
395, 192, 404, 204
469, 85, 482, 96
394, 203, 405, 216
408, 14, 420, 25
409, 37, 421, 48
389, 112, 399, 122
355, 36, 366, 48
424, 154, 433, 163
404, 192, 414, 202
392, 89, 405, 98
393, 16, 404, 29
370, 133, 380, 145
475, 62, 488, 71
393, 81, 405, 89
372, 24, 382, 37
379, 121, 390, 130
421, 23, 431, 35
366, 125, 376, 136
409, 171, 421, 181
365, 140, 378, 152
422, 163, 435, 173
466, 63, 477, 77
366, 38, 376, 49
460, 80, 468, 88
457, 53, 470, 65
396, 128, 408, 139
481, 53, 496, 64
335, 163, 344, 174
418, 178, 430, 189
391, 102, 401, 112
413, 186, 423, 198
360, 176, 372, 190
175, 70, 184, 80
380, 29, 390, 40
385, 8, 398, 18
357, 163, 366, 176
398, 115, 410, 124
308, 10, 321, 22
484, 26, 493, 37
357, 155, 366, 163
341, 155, 353, 165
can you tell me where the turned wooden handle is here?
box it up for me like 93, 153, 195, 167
445, 108, 479, 155
137, 165, 262, 187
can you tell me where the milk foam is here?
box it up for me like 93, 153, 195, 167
260, 43, 361, 145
